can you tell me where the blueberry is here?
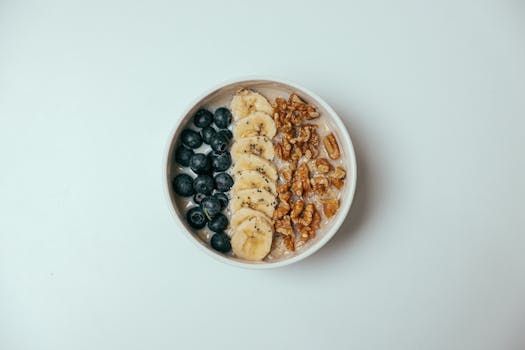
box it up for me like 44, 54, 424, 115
200, 196, 221, 219
192, 174, 214, 195
208, 213, 228, 232
172, 173, 194, 197
210, 232, 231, 253
174, 145, 194, 167
214, 107, 232, 129
214, 172, 233, 192
201, 126, 216, 145
189, 153, 211, 174
217, 129, 233, 142
193, 109, 213, 128
181, 129, 202, 149
208, 151, 231, 172
186, 206, 207, 229
210, 133, 228, 153
213, 192, 229, 210
193, 192, 206, 204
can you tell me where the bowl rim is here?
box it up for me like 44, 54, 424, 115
164, 76, 357, 269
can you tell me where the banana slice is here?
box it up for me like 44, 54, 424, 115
230, 208, 273, 229
232, 170, 276, 195
230, 89, 273, 120
230, 188, 276, 218
233, 112, 277, 139
231, 216, 273, 261
231, 136, 275, 162
232, 154, 278, 181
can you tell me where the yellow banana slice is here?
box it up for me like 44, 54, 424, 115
231, 136, 274, 162
231, 216, 273, 261
230, 188, 276, 218
232, 170, 276, 195
232, 154, 278, 181
230, 89, 273, 121
233, 111, 277, 139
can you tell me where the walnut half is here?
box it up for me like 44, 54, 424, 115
322, 198, 339, 218
323, 133, 341, 160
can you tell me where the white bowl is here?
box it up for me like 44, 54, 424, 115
164, 77, 357, 269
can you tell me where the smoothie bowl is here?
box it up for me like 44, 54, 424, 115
165, 78, 357, 269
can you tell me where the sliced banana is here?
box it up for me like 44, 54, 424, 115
232, 170, 276, 195
231, 216, 273, 261
232, 154, 278, 181
230, 208, 273, 229
230, 188, 276, 218
231, 136, 275, 162
230, 89, 273, 120
233, 111, 276, 139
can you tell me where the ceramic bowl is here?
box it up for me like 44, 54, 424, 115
165, 77, 357, 269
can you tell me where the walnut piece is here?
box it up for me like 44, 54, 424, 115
295, 163, 311, 193
277, 182, 291, 193
315, 158, 333, 173
290, 200, 304, 223
311, 175, 330, 194
323, 133, 341, 160
329, 166, 346, 189
298, 203, 315, 226
322, 198, 339, 218
275, 215, 294, 236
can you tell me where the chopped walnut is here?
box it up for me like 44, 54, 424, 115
291, 179, 303, 197
296, 223, 313, 242
298, 203, 315, 226
311, 175, 330, 194
331, 178, 344, 190
322, 198, 339, 218
329, 167, 346, 189
312, 208, 321, 231
277, 182, 291, 193
315, 158, 333, 173
274, 201, 290, 220
281, 168, 293, 182
283, 234, 295, 251
279, 191, 292, 203
323, 133, 341, 160
290, 200, 304, 223
295, 163, 311, 193
331, 166, 346, 179
275, 215, 294, 236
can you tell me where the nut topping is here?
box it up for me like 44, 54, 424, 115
322, 198, 339, 218
323, 133, 341, 160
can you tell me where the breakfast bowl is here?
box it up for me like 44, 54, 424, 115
165, 77, 357, 269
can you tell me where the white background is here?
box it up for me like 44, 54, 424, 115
1, 1, 524, 349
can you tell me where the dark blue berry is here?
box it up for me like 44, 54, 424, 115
181, 129, 202, 149
201, 126, 216, 145
186, 206, 207, 229
200, 196, 221, 220
214, 108, 232, 129
217, 129, 233, 142
208, 214, 228, 232
193, 109, 213, 128
192, 174, 214, 195
208, 151, 231, 172
210, 133, 228, 153
174, 145, 194, 167
193, 192, 206, 204
172, 173, 194, 197
189, 153, 211, 175
213, 192, 229, 210
210, 232, 231, 253
214, 172, 233, 192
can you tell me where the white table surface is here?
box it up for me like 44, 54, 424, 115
1, 1, 524, 349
